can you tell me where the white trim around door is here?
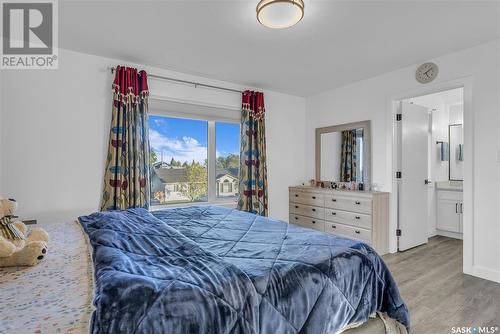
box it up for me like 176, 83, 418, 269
386, 77, 475, 279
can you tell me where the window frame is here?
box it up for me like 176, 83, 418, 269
149, 108, 240, 208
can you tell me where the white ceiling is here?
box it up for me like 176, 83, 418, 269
59, 0, 500, 97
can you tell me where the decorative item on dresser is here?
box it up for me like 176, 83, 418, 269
289, 186, 389, 255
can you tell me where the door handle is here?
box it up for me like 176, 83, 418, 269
460, 203, 463, 214
332, 199, 337, 202
355, 216, 361, 220
331, 225, 336, 229
355, 201, 361, 205
355, 230, 361, 234
455, 203, 458, 213
331, 212, 336, 215
312, 196, 316, 199
295, 205, 298, 208
312, 208, 316, 212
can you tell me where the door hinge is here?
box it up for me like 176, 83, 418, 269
396, 113, 402, 121
396, 229, 402, 237
396, 171, 402, 179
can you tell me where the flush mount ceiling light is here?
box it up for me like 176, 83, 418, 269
256, 0, 305, 29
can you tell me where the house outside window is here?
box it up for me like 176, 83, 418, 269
149, 115, 240, 208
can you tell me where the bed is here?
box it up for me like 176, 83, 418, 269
0, 220, 94, 333
78, 205, 409, 334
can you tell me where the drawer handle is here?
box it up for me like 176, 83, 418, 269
312, 208, 316, 212
312, 196, 316, 199
331, 225, 336, 229
355, 201, 361, 205
294, 217, 298, 220
295, 194, 298, 197
332, 199, 337, 202
331, 212, 337, 215
355, 216, 361, 220
355, 230, 360, 234
312, 221, 316, 224
295, 205, 299, 208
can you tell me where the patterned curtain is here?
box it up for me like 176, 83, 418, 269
100, 66, 150, 211
237, 91, 268, 216
340, 130, 358, 182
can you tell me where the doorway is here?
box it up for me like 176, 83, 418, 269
396, 87, 464, 251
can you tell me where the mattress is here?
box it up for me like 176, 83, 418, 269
79, 206, 409, 334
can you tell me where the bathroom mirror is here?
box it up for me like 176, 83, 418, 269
449, 124, 463, 181
315, 120, 371, 186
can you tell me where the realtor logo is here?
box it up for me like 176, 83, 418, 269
1, 0, 58, 69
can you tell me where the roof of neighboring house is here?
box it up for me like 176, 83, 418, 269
154, 168, 187, 184
152, 166, 239, 185
216, 168, 239, 180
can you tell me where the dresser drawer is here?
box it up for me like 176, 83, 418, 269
290, 203, 324, 219
289, 214, 325, 232
325, 195, 372, 214
325, 221, 371, 242
290, 191, 324, 207
325, 209, 372, 229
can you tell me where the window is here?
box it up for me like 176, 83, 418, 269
149, 114, 240, 208
216, 122, 240, 199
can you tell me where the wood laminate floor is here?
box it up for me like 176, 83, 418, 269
383, 236, 500, 334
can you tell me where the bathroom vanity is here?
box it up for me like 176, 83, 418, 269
436, 181, 463, 239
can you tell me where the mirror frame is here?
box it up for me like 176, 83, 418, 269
315, 120, 371, 186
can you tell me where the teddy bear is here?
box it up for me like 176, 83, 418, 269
0, 198, 49, 267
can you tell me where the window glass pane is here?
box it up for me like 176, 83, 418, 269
215, 122, 240, 199
149, 115, 208, 207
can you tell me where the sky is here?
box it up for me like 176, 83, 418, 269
148, 115, 240, 164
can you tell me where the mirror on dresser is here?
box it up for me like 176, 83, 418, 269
315, 120, 371, 189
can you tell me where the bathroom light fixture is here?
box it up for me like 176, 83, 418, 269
256, 0, 304, 29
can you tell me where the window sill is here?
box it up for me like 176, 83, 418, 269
150, 200, 238, 211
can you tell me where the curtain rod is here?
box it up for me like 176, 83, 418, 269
109, 67, 243, 94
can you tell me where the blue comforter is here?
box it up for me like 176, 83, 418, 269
79, 206, 409, 334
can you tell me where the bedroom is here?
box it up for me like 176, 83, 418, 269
0, 0, 499, 333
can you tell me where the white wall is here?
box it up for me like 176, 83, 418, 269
0, 48, 306, 224
449, 104, 464, 124
305, 40, 500, 282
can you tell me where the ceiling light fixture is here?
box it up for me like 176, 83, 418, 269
256, 0, 304, 29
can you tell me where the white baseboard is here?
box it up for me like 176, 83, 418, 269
470, 265, 500, 284
436, 229, 463, 240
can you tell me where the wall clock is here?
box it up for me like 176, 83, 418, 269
415, 62, 439, 84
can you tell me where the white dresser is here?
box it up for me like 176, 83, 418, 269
289, 186, 389, 255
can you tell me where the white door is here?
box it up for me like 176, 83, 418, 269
398, 102, 429, 251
